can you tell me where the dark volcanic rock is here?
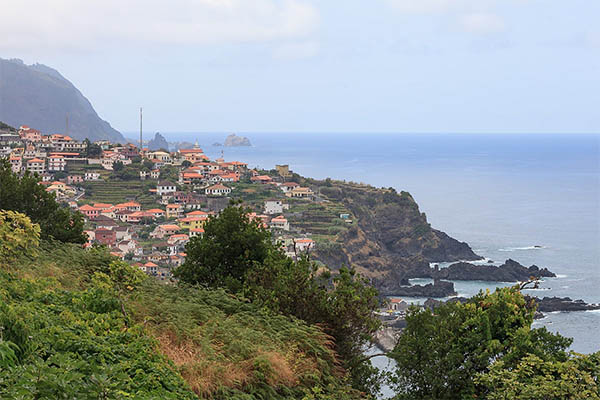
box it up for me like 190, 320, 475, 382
383, 279, 456, 298
0, 58, 124, 142
432, 259, 556, 282
148, 132, 169, 151
532, 297, 600, 313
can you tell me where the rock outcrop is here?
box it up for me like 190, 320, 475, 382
223, 134, 251, 147
147, 132, 169, 151
532, 296, 600, 313
0, 58, 124, 142
378, 279, 456, 298
430, 259, 556, 282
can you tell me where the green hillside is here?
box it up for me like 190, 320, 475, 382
0, 240, 358, 399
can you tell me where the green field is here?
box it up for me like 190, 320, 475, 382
80, 180, 160, 208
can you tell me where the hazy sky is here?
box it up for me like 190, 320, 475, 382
2, 0, 599, 133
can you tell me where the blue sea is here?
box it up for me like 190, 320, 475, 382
157, 132, 600, 354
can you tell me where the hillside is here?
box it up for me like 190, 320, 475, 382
0, 58, 124, 142
0, 241, 359, 399
274, 177, 481, 295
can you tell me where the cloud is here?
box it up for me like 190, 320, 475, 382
0, 0, 319, 51
460, 13, 505, 34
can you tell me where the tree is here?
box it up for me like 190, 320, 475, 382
83, 138, 102, 158
0, 159, 86, 244
389, 286, 572, 399
113, 161, 124, 172
0, 211, 40, 261
476, 352, 600, 400
245, 256, 381, 393
175, 204, 275, 292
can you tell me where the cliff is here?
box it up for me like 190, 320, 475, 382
0, 58, 124, 142
303, 180, 481, 295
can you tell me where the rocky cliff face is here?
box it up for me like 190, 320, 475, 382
0, 58, 124, 142
311, 182, 481, 294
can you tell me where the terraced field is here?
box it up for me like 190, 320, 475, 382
80, 180, 160, 208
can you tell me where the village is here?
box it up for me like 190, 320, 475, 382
0, 125, 338, 281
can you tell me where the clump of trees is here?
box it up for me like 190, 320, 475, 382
0, 159, 86, 243
175, 203, 382, 394
389, 287, 600, 399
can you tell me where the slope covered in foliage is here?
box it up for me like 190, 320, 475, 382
0, 238, 359, 399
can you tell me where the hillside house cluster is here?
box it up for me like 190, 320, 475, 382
2, 124, 322, 278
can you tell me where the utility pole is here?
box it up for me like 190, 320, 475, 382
65, 113, 69, 135
139, 107, 143, 153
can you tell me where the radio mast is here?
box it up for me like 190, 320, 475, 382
139, 107, 143, 152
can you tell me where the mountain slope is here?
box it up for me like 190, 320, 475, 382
0, 58, 124, 142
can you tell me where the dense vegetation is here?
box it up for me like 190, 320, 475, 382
390, 287, 600, 399
0, 217, 362, 399
175, 204, 382, 394
0, 160, 86, 243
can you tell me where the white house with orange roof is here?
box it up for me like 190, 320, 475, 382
294, 238, 315, 253
9, 155, 22, 173
26, 158, 45, 174
270, 215, 290, 231
47, 154, 66, 171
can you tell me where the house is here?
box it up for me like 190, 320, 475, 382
143, 262, 159, 275
294, 238, 314, 253
26, 158, 45, 174
115, 201, 141, 212
79, 204, 101, 218
250, 175, 273, 184
47, 155, 66, 171
178, 216, 206, 231
139, 170, 149, 180
189, 228, 204, 238
95, 228, 116, 246
166, 204, 184, 219
147, 151, 171, 163
146, 208, 165, 219
157, 180, 177, 195
205, 183, 231, 196
85, 171, 101, 181
114, 226, 131, 241
9, 155, 22, 173
389, 298, 409, 312
151, 224, 181, 239
186, 210, 209, 218
270, 215, 290, 231
280, 182, 300, 193
264, 199, 288, 215
286, 187, 314, 199
150, 169, 160, 179
115, 209, 133, 222
116, 240, 138, 255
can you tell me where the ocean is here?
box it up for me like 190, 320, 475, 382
157, 132, 599, 354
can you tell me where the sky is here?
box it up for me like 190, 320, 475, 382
1, 0, 599, 134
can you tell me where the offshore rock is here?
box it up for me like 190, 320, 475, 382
431, 259, 555, 282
